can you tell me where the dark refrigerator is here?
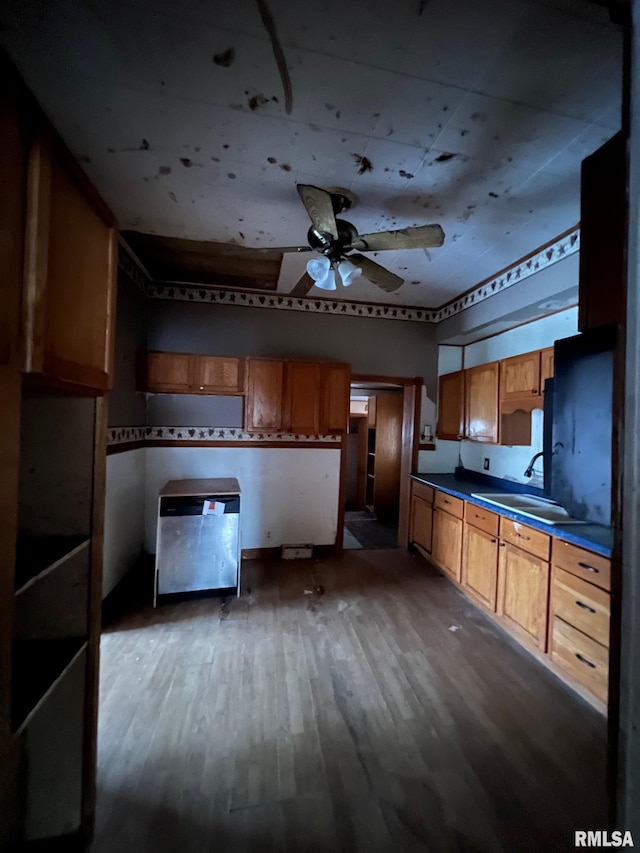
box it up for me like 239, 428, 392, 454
544, 325, 616, 526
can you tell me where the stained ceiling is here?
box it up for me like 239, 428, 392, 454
0, 0, 623, 308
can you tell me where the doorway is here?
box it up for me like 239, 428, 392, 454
343, 384, 405, 549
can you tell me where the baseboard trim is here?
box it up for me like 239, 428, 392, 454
241, 544, 337, 561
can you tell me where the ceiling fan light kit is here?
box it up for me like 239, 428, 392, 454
315, 268, 337, 291
287, 184, 445, 297
337, 259, 362, 287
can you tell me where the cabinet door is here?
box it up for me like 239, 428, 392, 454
147, 352, 193, 393
432, 509, 462, 582
245, 359, 284, 432
436, 370, 464, 440
194, 356, 244, 394
321, 363, 349, 433
23, 132, 116, 392
410, 496, 433, 553
284, 361, 321, 434
462, 524, 499, 611
540, 347, 554, 390
497, 542, 550, 650
464, 363, 499, 443
500, 352, 541, 399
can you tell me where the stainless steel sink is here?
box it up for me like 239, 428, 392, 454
470, 493, 586, 525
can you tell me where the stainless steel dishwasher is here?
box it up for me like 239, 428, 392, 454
154, 478, 241, 605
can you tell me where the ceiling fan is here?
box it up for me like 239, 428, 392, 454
274, 184, 445, 296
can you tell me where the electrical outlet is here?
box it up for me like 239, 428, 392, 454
483, 458, 490, 470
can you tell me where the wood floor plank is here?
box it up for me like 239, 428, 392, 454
93, 549, 608, 852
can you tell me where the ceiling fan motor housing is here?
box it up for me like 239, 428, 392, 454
307, 218, 358, 260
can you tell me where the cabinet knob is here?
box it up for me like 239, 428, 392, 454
499, 543, 506, 548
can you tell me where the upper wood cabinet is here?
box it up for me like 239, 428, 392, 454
254, 359, 349, 435
143, 352, 245, 395
464, 363, 499, 443
321, 363, 350, 434
500, 351, 541, 400
147, 352, 193, 393
245, 358, 284, 432
23, 130, 117, 393
195, 356, 245, 394
436, 370, 464, 441
579, 131, 625, 332
284, 362, 321, 433
540, 347, 554, 389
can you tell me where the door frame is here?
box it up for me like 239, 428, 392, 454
336, 373, 421, 552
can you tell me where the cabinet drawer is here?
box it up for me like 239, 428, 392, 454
411, 481, 434, 504
551, 539, 611, 591
500, 517, 550, 560
552, 568, 610, 648
464, 503, 499, 536
434, 491, 464, 518
550, 617, 608, 703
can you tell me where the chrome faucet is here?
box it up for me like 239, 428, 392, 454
524, 451, 544, 478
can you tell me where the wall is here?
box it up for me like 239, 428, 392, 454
148, 299, 438, 385
144, 446, 341, 553
417, 308, 580, 483
142, 299, 439, 551
103, 450, 146, 597
104, 270, 148, 597
108, 271, 147, 427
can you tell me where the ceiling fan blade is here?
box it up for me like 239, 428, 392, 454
289, 271, 315, 297
269, 245, 312, 254
349, 253, 404, 293
354, 224, 445, 252
297, 184, 338, 240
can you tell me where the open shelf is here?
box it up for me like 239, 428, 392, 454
12, 639, 87, 732
15, 534, 90, 592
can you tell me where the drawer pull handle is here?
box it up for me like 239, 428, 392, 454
576, 653, 596, 669
515, 532, 531, 540
576, 600, 596, 614
578, 561, 599, 573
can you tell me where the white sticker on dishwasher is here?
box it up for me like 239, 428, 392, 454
202, 500, 226, 516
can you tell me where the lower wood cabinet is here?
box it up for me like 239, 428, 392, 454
416, 485, 611, 709
550, 617, 609, 703
497, 542, 550, 650
432, 508, 463, 582
410, 496, 433, 553
462, 524, 498, 610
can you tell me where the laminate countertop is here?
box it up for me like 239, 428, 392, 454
411, 473, 613, 557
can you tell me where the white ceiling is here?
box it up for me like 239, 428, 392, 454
0, 0, 623, 307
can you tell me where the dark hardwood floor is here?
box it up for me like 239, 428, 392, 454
92, 550, 607, 852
